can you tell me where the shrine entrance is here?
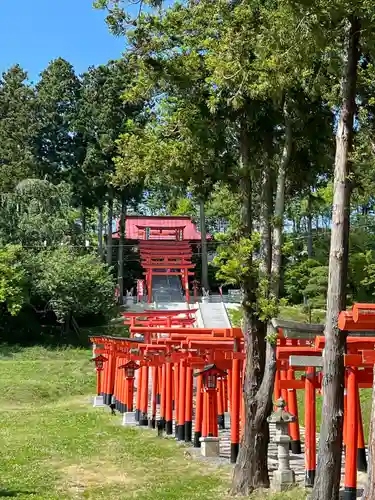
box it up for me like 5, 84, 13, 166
138, 226, 195, 303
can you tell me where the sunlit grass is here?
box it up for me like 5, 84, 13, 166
0, 345, 235, 499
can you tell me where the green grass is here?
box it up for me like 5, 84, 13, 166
0, 344, 306, 499
0, 344, 235, 499
228, 304, 326, 328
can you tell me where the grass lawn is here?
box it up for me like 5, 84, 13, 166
0, 344, 306, 500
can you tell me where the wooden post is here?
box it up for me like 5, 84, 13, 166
139, 366, 149, 426
218, 378, 225, 429
159, 364, 166, 430
224, 377, 229, 413
174, 362, 180, 438
177, 359, 186, 441
185, 366, 193, 442
135, 366, 143, 422
287, 368, 301, 454
149, 366, 158, 428
165, 362, 173, 435
202, 390, 209, 437
305, 367, 316, 487
194, 374, 203, 447
230, 358, 240, 463
357, 387, 367, 472
118, 364, 124, 412
344, 367, 358, 500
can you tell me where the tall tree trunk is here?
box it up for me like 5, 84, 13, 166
259, 162, 272, 283
231, 121, 274, 495
98, 205, 104, 259
81, 205, 86, 244
307, 194, 313, 258
311, 16, 360, 500
118, 195, 127, 306
199, 199, 209, 291
106, 192, 113, 267
271, 98, 292, 298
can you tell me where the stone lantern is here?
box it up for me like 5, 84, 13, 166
267, 397, 296, 492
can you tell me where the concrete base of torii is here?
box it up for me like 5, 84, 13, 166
199, 437, 220, 457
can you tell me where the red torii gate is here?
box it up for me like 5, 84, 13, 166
275, 306, 375, 500
121, 309, 197, 328
91, 325, 245, 462
139, 240, 194, 303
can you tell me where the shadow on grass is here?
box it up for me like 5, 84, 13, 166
0, 490, 37, 497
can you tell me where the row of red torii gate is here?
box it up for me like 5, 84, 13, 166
90, 302, 375, 500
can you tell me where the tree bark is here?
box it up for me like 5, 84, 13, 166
231, 121, 274, 495
365, 368, 375, 499
259, 157, 272, 284
118, 195, 127, 306
106, 192, 113, 268
81, 205, 86, 245
271, 99, 292, 298
199, 199, 209, 291
307, 194, 313, 258
311, 16, 360, 500
98, 205, 104, 259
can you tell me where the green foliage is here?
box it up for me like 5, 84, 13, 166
0, 245, 27, 315
359, 250, 375, 296
212, 233, 260, 287
35, 58, 82, 182
303, 266, 329, 309
284, 259, 322, 304
29, 248, 116, 323
0, 179, 79, 247
0, 66, 37, 192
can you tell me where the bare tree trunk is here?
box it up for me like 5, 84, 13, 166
307, 194, 313, 258
259, 162, 272, 283
365, 368, 375, 499
98, 205, 104, 259
311, 16, 360, 500
271, 99, 292, 298
106, 192, 113, 268
199, 199, 209, 291
118, 195, 127, 306
81, 205, 86, 245
231, 121, 275, 495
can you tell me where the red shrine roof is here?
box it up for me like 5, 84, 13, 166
113, 215, 210, 241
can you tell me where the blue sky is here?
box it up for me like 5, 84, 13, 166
0, 0, 128, 83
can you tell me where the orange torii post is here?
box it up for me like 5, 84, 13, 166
165, 362, 173, 435
159, 363, 166, 433
194, 372, 204, 447
177, 358, 187, 441
185, 365, 194, 442
230, 357, 241, 463
173, 361, 179, 438
150, 366, 158, 429
135, 366, 143, 422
